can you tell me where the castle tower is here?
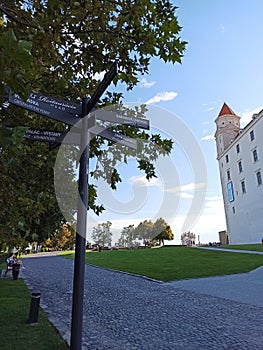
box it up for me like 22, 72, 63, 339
214, 103, 241, 158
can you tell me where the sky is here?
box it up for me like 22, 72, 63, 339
82, 0, 263, 245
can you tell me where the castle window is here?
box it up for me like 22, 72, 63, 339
226, 154, 229, 163
236, 144, 240, 153
253, 149, 258, 162
256, 171, 262, 186
238, 160, 243, 173
241, 180, 246, 194
227, 181, 234, 202
250, 130, 255, 141
232, 206, 235, 214
227, 170, 231, 181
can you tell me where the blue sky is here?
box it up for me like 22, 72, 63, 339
86, 0, 263, 244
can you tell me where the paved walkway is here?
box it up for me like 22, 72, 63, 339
169, 247, 263, 306
20, 251, 263, 349
193, 246, 263, 255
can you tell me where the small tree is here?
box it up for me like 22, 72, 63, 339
91, 221, 112, 248
118, 224, 136, 247
152, 218, 174, 245
134, 220, 153, 247
45, 223, 75, 250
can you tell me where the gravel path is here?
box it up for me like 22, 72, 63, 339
21, 255, 263, 349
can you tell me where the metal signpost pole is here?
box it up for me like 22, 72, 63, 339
7, 61, 139, 350
70, 62, 118, 349
70, 97, 89, 350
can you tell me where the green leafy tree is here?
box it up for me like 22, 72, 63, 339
134, 220, 154, 246
152, 217, 174, 245
0, 1, 186, 247
45, 223, 76, 250
91, 221, 112, 248
118, 224, 136, 247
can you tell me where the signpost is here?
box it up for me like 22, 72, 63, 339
93, 108, 150, 130
8, 90, 82, 126
90, 125, 137, 150
69, 61, 119, 350
6, 60, 150, 350
24, 129, 67, 144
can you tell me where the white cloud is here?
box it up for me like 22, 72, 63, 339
201, 134, 214, 141
140, 78, 156, 88
145, 91, 178, 105
204, 107, 215, 112
240, 106, 263, 127
181, 182, 206, 191
181, 192, 194, 199
165, 182, 206, 195
129, 175, 160, 187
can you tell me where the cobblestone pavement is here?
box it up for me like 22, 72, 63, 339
21, 256, 263, 349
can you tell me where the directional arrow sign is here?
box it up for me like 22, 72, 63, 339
27, 92, 82, 115
8, 91, 81, 126
90, 125, 137, 150
93, 109, 150, 130
22, 115, 96, 146
24, 129, 67, 143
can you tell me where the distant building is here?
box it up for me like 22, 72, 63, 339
181, 231, 196, 246
218, 230, 229, 245
215, 103, 263, 244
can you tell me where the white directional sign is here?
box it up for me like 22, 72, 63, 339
24, 129, 67, 143
19, 123, 137, 150
93, 109, 150, 130
8, 90, 81, 126
8, 87, 149, 130
90, 125, 137, 150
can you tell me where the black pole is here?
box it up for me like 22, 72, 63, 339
27, 292, 41, 324
70, 97, 89, 350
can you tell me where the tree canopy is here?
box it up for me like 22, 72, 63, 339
118, 224, 136, 247
133, 218, 174, 246
0, 0, 186, 248
152, 217, 174, 245
91, 221, 112, 247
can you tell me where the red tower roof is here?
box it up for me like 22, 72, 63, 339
218, 103, 236, 117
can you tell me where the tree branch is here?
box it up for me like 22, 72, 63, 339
0, 5, 40, 30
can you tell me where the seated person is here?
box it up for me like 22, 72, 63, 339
4, 254, 21, 276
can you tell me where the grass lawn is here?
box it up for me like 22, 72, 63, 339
221, 244, 263, 252
62, 246, 263, 282
0, 263, 69, 350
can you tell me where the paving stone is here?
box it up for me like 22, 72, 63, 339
21, 256, 263, 349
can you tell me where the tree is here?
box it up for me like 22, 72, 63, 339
45, 223, 76, 250
152, 217, 174, 245
0, 1, 186, 247
91, 221, 112, 248
134, 220, 154, 246
181, 231, 196, 246
118, 224, 136, 247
